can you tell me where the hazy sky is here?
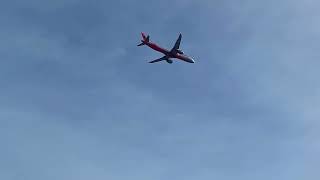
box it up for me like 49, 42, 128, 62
1, 0, 319, 180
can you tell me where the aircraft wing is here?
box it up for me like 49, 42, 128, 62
148, 56, 167, 63
171, 33, 182, 51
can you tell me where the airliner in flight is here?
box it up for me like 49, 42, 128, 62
137, 32, 195, 64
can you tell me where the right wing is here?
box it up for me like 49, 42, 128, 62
148, 56, 167, 63
171, 33, 182, 52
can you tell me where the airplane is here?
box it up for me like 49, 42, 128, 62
137, 32, 195, 64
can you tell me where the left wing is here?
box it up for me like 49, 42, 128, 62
148, 56, 167, 63
171, 33, 182, 52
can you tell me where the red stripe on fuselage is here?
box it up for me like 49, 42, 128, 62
146, 42, 170, 55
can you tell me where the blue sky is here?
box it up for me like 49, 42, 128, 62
1, 0, 319, 179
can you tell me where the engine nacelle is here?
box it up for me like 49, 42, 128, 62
177, 49, 184, 54
166, 59, 173, 64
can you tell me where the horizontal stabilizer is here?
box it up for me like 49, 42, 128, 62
137, 42, 145, 46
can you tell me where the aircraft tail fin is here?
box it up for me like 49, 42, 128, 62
137, 32, 149, 46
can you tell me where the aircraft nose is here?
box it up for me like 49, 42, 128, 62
190, 58, 195, 63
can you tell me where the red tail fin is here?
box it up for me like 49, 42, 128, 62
137, 32, 150, 46
141, 32, 147, 40
141, 32, 149, 42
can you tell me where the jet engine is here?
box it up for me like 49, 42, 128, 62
166, 59, 173, 64
177, 49, 184, 54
